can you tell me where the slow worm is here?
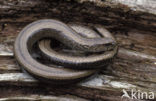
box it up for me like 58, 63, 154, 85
14, 19, 117, 84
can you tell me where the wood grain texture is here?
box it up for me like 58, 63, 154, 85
0, 95, 89, 101
0, 0, 156, 33
0, 30, 155, 100
0, 0, 156, 101
78, 0, 156, 15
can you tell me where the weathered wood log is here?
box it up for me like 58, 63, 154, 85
0, 95, 89, 101
0, 30, 156, 100
78, 0, 156, 15
0, 0, 156, 101
0, 0, 156, 33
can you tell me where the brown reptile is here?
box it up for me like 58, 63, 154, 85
14, 19, 117, 84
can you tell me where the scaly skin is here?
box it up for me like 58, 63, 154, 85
38, 25, 118, 69
14, 19, 117, 84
